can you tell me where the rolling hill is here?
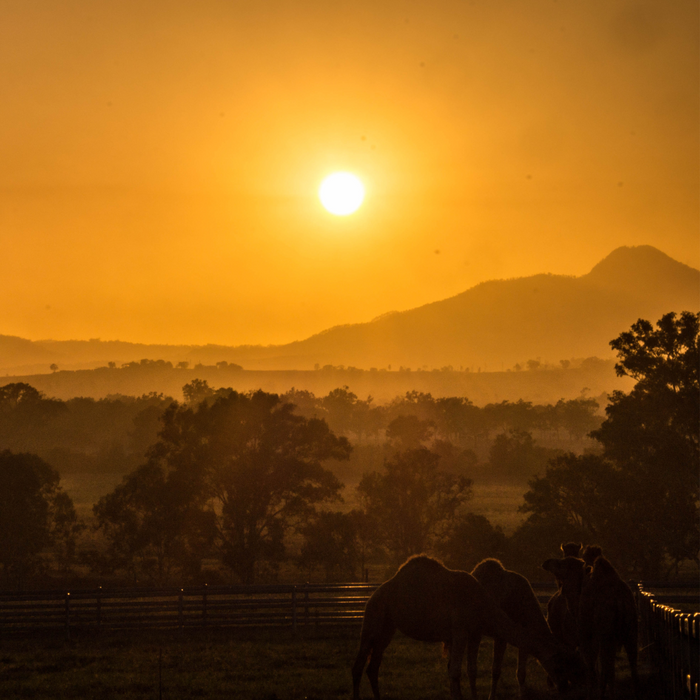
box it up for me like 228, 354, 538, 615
1, 245, 697, 375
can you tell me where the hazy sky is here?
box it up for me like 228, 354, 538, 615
1, 0, 698, 346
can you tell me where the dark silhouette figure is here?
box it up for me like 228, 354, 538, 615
582, 544, 603, 567
469, 558, 584, 699
561, 542, 582, 558
352, 555, 581, 700
542, 555, 639, 699
545, 548, 586, 652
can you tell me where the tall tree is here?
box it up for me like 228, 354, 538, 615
517, 312, 700, 578
357, 447, 472, 562
0, 450, 79, 588
146, 390, 351, 583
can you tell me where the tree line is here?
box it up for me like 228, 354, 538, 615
0, 311, 696, 588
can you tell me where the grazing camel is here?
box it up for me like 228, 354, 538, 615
543, 556, 640, 700
469, 558, 584, 699
352, 555, 581, 700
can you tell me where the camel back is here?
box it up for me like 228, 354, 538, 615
372, 556, 554, 658
579, 556, 637, 647
472, 558, 552, 639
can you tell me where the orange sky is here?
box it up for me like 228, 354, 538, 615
1, 0, 698, 346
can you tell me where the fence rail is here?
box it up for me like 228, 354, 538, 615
636, 583, 699, 700
0, 583, 382, 636
1, 581, 696, 637
1, 580, 698, 700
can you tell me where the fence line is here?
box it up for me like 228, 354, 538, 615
0, 583, 381, 637
2, 579, 698, 699
636, 583, 699, 700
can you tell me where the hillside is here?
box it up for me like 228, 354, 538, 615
1, 245, 697, 374
1, 360, 633, 406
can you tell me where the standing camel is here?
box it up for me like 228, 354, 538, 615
582, 544, 603, 567
542, 555, 640, 699
352, 555, 581, 700
545, 549, 587, 650
469, 558, 584, 699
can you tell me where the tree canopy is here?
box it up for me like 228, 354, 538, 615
357, 446, 472, 562
517, 311, 700, 578
95, 389, 351, 584
0, 450, 80, 588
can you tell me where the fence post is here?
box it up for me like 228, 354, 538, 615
65, 592, 71, 640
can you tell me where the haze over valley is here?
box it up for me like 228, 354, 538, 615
2, 245, 696, 388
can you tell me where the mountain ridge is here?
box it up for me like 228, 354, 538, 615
1, 245, 697, 374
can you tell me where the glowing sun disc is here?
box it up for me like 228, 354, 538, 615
319, 172, 365, 215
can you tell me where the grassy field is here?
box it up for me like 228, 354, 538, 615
0, 627, 656, 700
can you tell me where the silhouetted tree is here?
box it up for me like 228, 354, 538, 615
487, 430, 561, 482
554, 397, 602, 441
0, 383, 67, 453
146, 390, 351, 583
357, 447, 472, 562
298, 510, 360, 581
93, 461, 215, 585
182, 378, 215, 405
438, 513, 507, 572
385, 414, 435, 449
0, 450, 80, 589
516, 312, 700, 578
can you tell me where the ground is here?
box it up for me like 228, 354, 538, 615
0, 627, 656, 700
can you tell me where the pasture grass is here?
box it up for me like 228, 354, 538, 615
0, 626, 655, 699
469, 480, 528, 535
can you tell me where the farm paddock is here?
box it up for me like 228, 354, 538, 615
0, 626, 655, 700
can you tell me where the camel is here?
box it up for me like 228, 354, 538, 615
469, 558, 584, 699
582, 544, 602, 568
560, 542, 582, 558
352, 555, 582, 700
545, 551, 587, 651
542, 555, 640, 700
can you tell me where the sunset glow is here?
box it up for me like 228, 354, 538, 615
0, 1, 696, 347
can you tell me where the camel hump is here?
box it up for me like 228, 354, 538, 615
471, 557, 506, 577
398, 554, 445, 573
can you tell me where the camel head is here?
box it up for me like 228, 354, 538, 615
581, 544, 602, 567
560, 541, 582, 558
539, 644, 587, 694
542, 556, 588, 613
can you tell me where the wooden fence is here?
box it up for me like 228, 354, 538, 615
0, 583, 380, 637
1, 580, 697, 699
636, 583, 699, 700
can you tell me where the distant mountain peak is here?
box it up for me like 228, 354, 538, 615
583, 245, 699, 295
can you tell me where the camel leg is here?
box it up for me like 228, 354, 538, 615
448, 633, 468, 700
515, 648, 528, 697
352, 642, 371, 700
598, 638, 616, 700
581, 642, 599, 700
364, 623, 395, 700
624, 638, 641, 699
488, 637, 506, 700
465, 634, 481, 700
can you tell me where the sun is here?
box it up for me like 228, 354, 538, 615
318, 172, 365, 216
